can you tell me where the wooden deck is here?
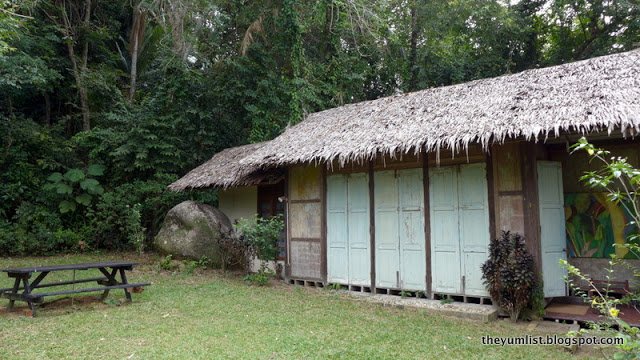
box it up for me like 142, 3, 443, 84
544, 296, 640, 327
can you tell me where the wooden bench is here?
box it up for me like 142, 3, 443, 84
587, 279, 630, 298
0, 261, 150, 316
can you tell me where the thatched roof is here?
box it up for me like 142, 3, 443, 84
243, 49, 640, 167
169, 142, 283, 191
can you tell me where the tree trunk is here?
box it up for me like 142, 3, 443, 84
64, 33, 91, 131
44, 92, 51, 126
323, 1, 336, 59
407, 0, 419, 91
128, 5, 144, 102
59, 0, 91, 131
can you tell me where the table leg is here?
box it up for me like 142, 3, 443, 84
119, 268, 132, 301
98, 268, 119, 300
30, 271, 49, 289
7, 277, 20, 310
22, 277, 35, 316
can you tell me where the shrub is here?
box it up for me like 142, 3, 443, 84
216, 233, 252, 272
235, 215, 284, 261
158, 255, 178, 271
43, 165, 105, 214
243, 266, 275, 286
481, 231, 536, 322
10, 203, 67, 255
183, 257, 211, 275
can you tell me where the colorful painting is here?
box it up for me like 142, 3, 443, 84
565, 193, 639, 259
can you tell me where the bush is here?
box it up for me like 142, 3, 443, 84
235, 215, 284, 261
243, 266, 275, 286
86, 189, 145, 250
10, 203, 66, 255
214, 233, 253, 272
481, 231, 536, 322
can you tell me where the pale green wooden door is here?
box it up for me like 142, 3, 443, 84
327, 173, 370, 285
430, 164, 490, 296
327, 174, 349, 283
398, 168, 426, 290
430, 166, 461, 294
375, 169, 426, 291
458, 164, 490, 296
537, 161, 567, 297
374, 170, 400, 288
348, 173, 371, 285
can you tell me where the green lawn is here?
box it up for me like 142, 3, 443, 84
0, 253, 604, 359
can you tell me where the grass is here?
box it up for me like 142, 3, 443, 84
0, 253, 606, 359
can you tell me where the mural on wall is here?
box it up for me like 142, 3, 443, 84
565, 193, 639, 259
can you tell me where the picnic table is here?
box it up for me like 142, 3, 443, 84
0, 261, 150, 316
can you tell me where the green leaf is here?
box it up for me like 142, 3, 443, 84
80, 179, 104, 194
55, 183, 73, 195
75, 193, 92, 206
79, 178, 99, 190
47, 172, 63, 182
59, 200, 76, 213
87, 164, 105, 177
64, 168, 85, 183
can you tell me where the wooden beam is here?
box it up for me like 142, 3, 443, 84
290, 238, 321, 243
288, 199, 321, 204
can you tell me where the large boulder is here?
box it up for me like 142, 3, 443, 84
154, 200, 234, 263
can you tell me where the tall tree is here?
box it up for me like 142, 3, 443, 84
43, 0, 93, 130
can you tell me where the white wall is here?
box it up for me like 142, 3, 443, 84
218, 186, 258, 224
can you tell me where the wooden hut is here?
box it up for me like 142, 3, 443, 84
172, 49, 640, 301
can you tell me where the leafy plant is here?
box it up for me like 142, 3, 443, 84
130, 203, 145, 255
159, 255, 177, 271
481, 231, 536, 322
45, 165, 105, 214
399, 290, 411, 298
184, 260, 199, 275
327, 283, 343, 291
440, 297, 453, 305
235, 215, 284, 261
183, 256, 211, 275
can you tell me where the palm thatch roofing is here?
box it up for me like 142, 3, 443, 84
242, 49, 640, 167
169, 142, 283, 191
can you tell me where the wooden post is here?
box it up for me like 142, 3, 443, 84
369, 160, 376, 293
284, 169, 291, 279
486, 151, 497, 241
520, 141, 542, 273
422, 153, 432, 297
321, 166, 328, 283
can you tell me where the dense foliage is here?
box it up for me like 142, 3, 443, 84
482, 231, 536, 322
236, 215, 285, 261
1, 0, 638, 254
